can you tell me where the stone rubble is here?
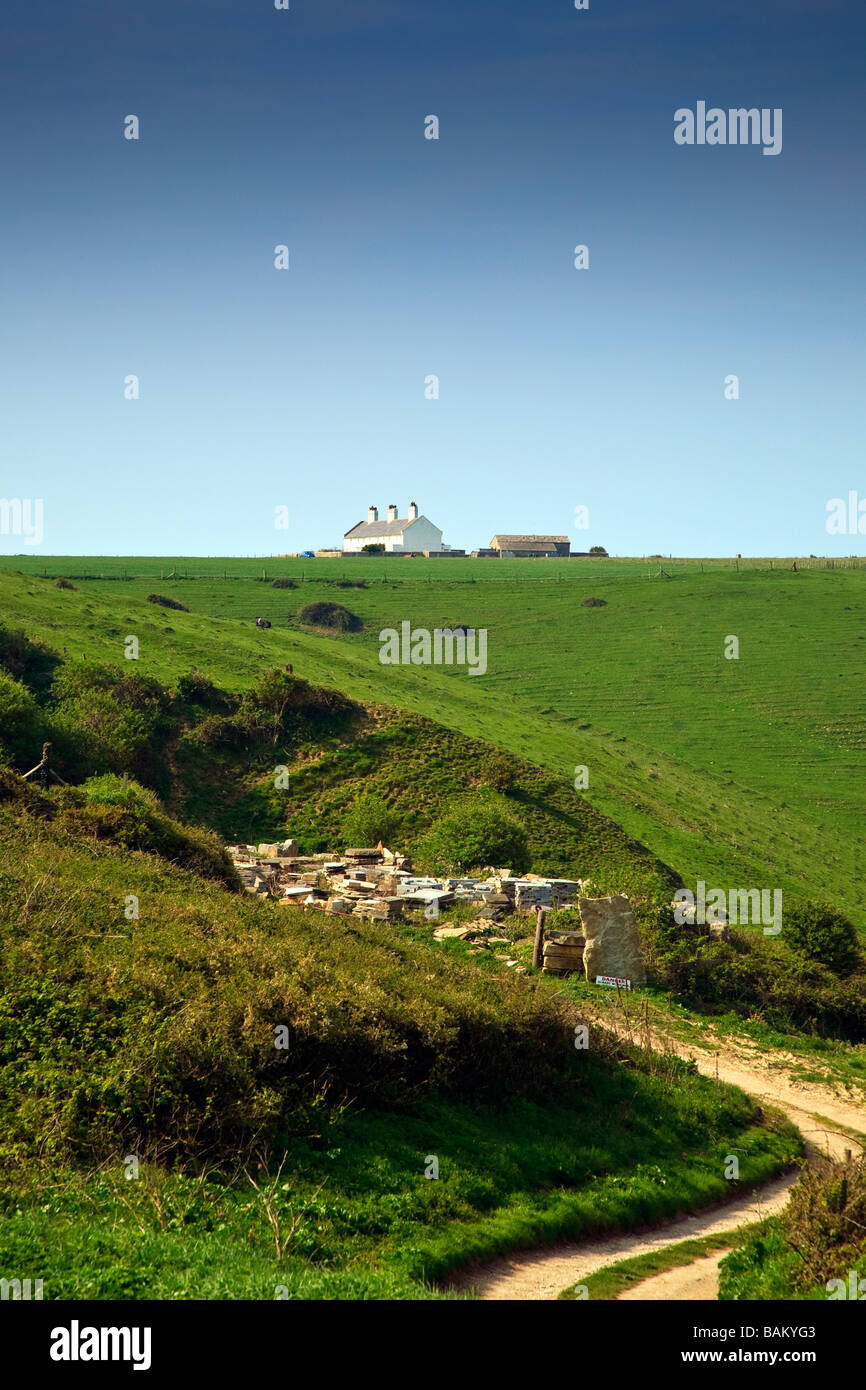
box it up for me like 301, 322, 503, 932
226, 841, 648, 983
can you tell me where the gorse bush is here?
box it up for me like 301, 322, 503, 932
47, 664, 174, 792
297, 601, 361, 633
0, 624, 60, 697
0, 670, 45, 764
719, 1156, 866, 1300
341, 793, 401, 848
782, 901, 862, 978
147, 593, 189, 612
174, 669, 233, 710
416, 795, 531, 875
647, 906, 866, 1043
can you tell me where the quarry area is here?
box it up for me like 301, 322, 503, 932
228, 840, 647, 985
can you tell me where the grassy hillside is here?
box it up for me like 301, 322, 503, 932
0, 768, 799, 1299
1, 556, 863, 928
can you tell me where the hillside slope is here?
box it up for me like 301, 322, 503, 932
1, 557, 861, 927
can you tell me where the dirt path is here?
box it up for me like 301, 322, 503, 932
449, 1031, 866, 1302
617, 1251, 726, 1302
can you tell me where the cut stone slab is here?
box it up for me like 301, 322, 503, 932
579, 894, 646, 987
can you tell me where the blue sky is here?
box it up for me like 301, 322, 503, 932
1, 0, 864, 556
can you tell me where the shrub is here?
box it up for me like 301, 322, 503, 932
297, 602, 361, 633
0, 671, 45, 765
0, 625, 61, 697
782, 901, 862, 977
361, 543, 385, 555
146, 594, 188, 612
589, 546, 608, 556
47, 664, 174, 790
416, 796, 530, 874
582, 597, 607, 607
175, 669, 233, 711
78, 772, 161, 813
271, 578, 297, 589
341, 793, 401, 849
57, 774, 240, 889
53, 578, 76, 590
719, 1156, 866, 1300
477, 750, 515, 793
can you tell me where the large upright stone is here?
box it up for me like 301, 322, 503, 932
579, 895, 646, 987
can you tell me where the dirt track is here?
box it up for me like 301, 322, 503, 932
449, 1032, 866, 1302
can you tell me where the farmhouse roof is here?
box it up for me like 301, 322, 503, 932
344, 515, 420, 539
492, 530, 572, 542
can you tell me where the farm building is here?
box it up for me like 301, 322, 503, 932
489, 534, 571, 558
343, 502, 449, 554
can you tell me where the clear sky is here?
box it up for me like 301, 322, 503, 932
1, 0, 864, 557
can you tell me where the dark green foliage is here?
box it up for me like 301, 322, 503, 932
340, 792, 401, 848
719, 1156, 866, 1300
0, 671, 45, 764
297, 601, 361, 632
361, 543, 385, 555
648, 910, 866, 1043
53, 578, 76, 590
589, 546, 608, 556
416, 795, 531, 874
0, 766, 53, 816
47, 664, 174, 792
174, 669, 233, 711
0, 624, 61, 697
783, 901, 862, 977
270, 578, 297, 589
477, 750, 515, 792
147, 593, 188, 612
582, 596, 607, 607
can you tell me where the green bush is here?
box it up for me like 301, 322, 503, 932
719, 1156, 866, 1300
47, 665, 173, 791
147, 593, 188, 612
416, 796, 530, 874
783, 901, 862, 977
298, 602, 361, 632
78, 772, 161, 812
56, 774, 239, 890
174, 669, 233, 710
341, 793, 401, 848
0, 625, 60, 697
0, 671, 45, 765
477, 750, 515, 793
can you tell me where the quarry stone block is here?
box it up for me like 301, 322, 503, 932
579, 894, 646, 987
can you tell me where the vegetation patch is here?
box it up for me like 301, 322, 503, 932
298, 601, 361, 632
147, 593, 189, 612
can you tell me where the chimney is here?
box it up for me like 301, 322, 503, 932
387, 503, 398, 522
367, 505, 378, 524
408, 500, 419, 520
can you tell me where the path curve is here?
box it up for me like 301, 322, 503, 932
449, 1032, 865, 1302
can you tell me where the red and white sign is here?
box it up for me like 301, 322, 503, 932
595, 976, 632, 990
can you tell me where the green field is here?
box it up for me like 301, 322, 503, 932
2, 554, 862, 927
1, 552, 862, 1299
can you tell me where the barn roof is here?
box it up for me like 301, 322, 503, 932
491, 534, 569, 550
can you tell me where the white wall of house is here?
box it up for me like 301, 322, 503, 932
344, 516, 445, 553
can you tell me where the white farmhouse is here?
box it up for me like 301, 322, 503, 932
343, 501, 448, 554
